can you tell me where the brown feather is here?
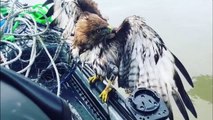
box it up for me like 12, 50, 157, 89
77, 0, 104, 19
73, 12, 108, 47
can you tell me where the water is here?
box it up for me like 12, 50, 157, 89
17, 0, 213, 119
187, 75, 213, 120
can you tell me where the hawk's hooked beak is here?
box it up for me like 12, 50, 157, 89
107, 25, 113, 33
106, 25, 116, 39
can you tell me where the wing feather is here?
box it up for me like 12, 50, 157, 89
173, 53, 194, 87
116, 15, 197, 119
44, 0, 105, 39
172, 90, 189, 120
174, 71, 197, 117
43, 0, 80, 39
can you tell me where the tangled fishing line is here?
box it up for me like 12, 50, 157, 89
0, 0, 72, 97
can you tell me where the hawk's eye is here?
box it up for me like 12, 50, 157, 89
79, 48, 87, 55
82, 48, 87, 52
96, 29, 101, 33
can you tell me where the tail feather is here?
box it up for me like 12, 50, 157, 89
174, 71, 197, 118
169, 110, 174, 120
166, 102, 174, 120
172, 53, 194, 87
172, 90, 189, 120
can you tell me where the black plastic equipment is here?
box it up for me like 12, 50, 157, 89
0, 66, 72, 120
125, 88, 169, 120
56, 61, 170, 120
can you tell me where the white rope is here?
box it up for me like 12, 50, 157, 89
1, 0, 61, 97
38, 36, 61, 96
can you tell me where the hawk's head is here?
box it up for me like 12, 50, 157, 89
73, 12, 114, 54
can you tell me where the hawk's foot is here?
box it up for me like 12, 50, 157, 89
99, 80, 112, 102
89, 75, 102, 84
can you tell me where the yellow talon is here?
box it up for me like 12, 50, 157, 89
89, 75, 103, 83
89, 75, 98, 83
99, 80, 112, 102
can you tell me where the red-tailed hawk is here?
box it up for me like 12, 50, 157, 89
44, 0, 197, 119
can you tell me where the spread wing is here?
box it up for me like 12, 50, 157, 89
116, 16, 197, 120
44, 0, 79, 38
44, 0, 104, 39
